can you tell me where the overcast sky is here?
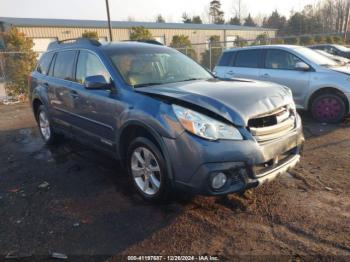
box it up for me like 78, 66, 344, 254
0, 0, 317, 23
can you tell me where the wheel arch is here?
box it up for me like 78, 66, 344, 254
307, 87, 349, 113
32, 98, 43, 121
117, 120, 174, 180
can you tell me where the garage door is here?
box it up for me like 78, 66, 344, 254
32, 38, 57, 53
226, 36, 237, 48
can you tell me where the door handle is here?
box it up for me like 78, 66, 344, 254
43, 82, 49, 87
227, 70, 235, 75
261, 73, 270, 78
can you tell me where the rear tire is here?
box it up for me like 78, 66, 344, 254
36, 105, 61, 145
310, 93, 347, 123
127, 137, 170, 203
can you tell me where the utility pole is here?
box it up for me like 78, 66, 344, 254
105, 0, 113, 42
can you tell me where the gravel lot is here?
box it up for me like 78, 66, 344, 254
0, 103, 349, 261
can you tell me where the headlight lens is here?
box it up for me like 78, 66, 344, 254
172, 105, 243, 141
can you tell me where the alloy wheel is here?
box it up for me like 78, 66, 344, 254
39, 110, 51, 141
130, 146, 161, 196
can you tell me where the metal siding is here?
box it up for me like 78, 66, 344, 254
1, 17, 278, 31
225, 30, 275, 40
17, 26, 275, 43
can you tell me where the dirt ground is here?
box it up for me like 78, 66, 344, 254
0, 103, 349, 261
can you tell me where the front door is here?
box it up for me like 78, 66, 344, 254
70, 50, 119, 149
260, 49, 311, 107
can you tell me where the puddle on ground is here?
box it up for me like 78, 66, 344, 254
17, 128, 44, 152
16, 128, 72, 164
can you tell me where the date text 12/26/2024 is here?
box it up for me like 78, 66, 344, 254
127, 256, 219, 261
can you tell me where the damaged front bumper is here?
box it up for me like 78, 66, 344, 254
163, 120, 304, 196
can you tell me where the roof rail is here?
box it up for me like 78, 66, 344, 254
48, 38, 101, 51
124, 39, 164, 46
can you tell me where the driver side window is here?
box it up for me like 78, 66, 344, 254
265, 49, 302, 70
76, 50, 111, 84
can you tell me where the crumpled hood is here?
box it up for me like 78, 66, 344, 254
136, 79, 293, 126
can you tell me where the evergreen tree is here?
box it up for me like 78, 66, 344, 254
192, 16, 203, 24
228, 16, 241, 25
156, 14, 165, 23
182, 13, 203, 24
243, 13, 256, 27
209, 0, 225, 24
182, 13, 192, 23
262, 10, 286, 35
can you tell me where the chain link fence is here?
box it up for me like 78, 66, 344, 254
173, 32, 348, 70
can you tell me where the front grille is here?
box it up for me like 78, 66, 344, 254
248, 106, 296, 143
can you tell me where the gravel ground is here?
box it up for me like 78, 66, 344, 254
0, 103, 349, 261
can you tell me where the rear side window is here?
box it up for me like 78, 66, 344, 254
217, 52, 235, 67
53, 50, 77, 81
234, 50, 261, 68
36, 52, 54, 75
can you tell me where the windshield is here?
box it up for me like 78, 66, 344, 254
314, 50, 347, 65
105, 47, 213, 87
334, 44, 350, 52
296, 47, 338, 67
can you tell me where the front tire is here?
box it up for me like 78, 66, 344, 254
310, 93, 347, 123
36, 105, 60, 145
127, 137, 170, 202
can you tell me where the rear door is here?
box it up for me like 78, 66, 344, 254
47, 50, 79, 129
229, 49, 263, 80
213, 51, 236, 78
260, 49, 311, 107
30, 51, 54, 101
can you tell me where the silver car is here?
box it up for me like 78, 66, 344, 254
214, 45, 350, 123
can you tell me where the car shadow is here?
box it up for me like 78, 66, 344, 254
298, 110, 350, 138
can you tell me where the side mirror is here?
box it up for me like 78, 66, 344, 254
295, 62, 310, 71
84, 75, 110, 89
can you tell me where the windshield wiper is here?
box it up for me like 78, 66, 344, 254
177, 78, 208, 83
319, 64, 334, 68
133, 82, 163, 88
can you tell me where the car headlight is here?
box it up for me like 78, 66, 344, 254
172, 104, 243, 141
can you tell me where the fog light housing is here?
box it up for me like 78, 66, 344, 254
211, 172, 227, 190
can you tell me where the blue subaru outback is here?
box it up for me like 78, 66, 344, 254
29, 39, 304, 201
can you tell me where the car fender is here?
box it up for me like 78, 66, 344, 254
116, 118, 176, 180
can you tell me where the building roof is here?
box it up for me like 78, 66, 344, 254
0, 17, 277, 31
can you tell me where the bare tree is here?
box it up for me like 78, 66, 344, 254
344, 1, 350, 37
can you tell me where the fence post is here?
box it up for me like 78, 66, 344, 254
185, 47, 188, 56
209, 40, 212, 71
